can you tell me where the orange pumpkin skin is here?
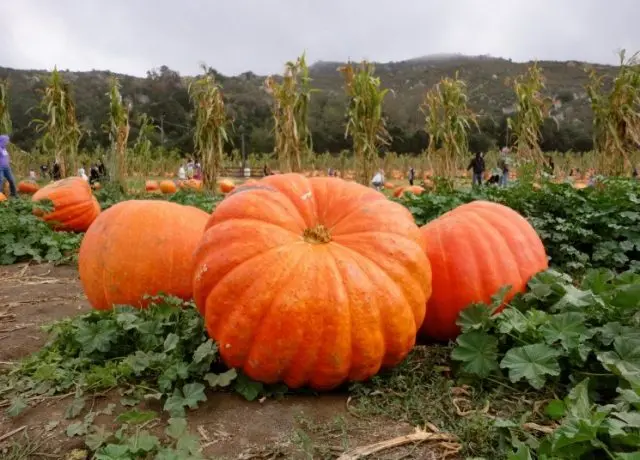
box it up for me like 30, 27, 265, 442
192, 173, 432, 390
384, 182, 395, 190
419, 200, 548, 341
159, 180, 177, 194
182, 179, 203, 190
32, 177, 101, 232
18, 180, 39, 194
79, 200, 209, 310
219, 179, 235, 194
145, 180, 159, 192
393, 185, 425, 198
0, 192, 6, 202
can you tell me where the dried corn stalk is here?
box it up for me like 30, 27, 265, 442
339, 61, 391, 185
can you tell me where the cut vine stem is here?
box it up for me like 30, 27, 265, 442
336, 426, 458, 460
303, 224, 332, 244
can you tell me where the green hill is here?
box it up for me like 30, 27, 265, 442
0, 55, 616, 155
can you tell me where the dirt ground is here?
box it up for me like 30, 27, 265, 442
0, 264, 450, 460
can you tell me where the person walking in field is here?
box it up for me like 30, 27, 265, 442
178, 164, 186, 180
467, 151, 485, 186
0, 134, 17, 197
498, 147, 510, 187
408, 167, 415, 186
371, 169, 385, 191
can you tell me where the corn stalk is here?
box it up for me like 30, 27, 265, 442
421, 73, 477, 182
132, 113, 156, 176
190, 66, 229, 192
107, 77, 130, 189
339, 61, 391, 185
587, 50, 640, 176
32, 68, 82, 177
507, 62, 551, 164
265, 53, 315, 173
0, 79, 11, 134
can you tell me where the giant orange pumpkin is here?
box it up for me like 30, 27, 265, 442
159, 180, 177, 194
32, 177, 101, 232
419, 201, 548, 341
192, 173, 432, 390
79, 200, 209, 310
18, 180, 39, 194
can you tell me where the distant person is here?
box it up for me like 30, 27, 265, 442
545, 156, 555, 176
371, 169, 385, 191
0, 134, 17, 197
78, 165, 88, 181
89, 164, 100, 185
498, 148, 510, 186
263, 164, 272, 177
40, 163, 49, 178
29, 169, 37, 180
194, 162, 202, 180
408, 167, 415, 186
98, 159, 107, 178
186, 158, 195, 179
327, 167, 334, 177
178, 164, 186, 180
468, 151, 485, 186
52, 161, 61, 180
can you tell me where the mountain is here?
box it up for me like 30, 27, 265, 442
0, 55, 615, 155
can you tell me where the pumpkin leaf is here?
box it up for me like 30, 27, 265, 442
451, 331, 500, 377
234, 373, 264, 402
205, 369, 237, 388
500, 344, 562, 389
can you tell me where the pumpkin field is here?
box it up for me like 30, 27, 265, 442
1, 173, 639, 460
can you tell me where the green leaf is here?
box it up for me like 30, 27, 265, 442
451, 331, 499, 377
540, 312, 592, 352
182, 382, 207, 408
597, 337, 640, 386
234, 373, 264, 401
66, 421, 89, 437
165, 417, 188, 440
500, 344, 562, 389
205, 368, 238, 388
64, 396, 86, 419
545, 400, 566, 420
164, 333, 179, 352
85, 425, 113, 451
94, 443, 131, 460
6, 397, 28, 417
128, 431, 160, 453
193, 339, 217, 364
116, 409, 158, 425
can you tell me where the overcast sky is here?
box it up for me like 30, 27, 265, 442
4, 0, 639, 77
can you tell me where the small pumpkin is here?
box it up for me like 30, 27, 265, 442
419, 200, 548, 341
393, 185, 425, 198
0, 192, 6, 202
145, 180, 159, 192
32, 177, 101, 232
159, 180, 177, 194
383, 182, 395, 190
92, 182, 102, 190
18, 180, 39, 194
182, 179, 203, 190
192, 173, 432, 390
219, 179, 235, 194
79, 200, 210, 310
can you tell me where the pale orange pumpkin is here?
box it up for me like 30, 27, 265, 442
419, 201, 548, 341
145, 180, 159, 192
192, 173, 432, 390
18, 180, 39, 194
182, 179, 203, 190
219, 179, 235, 194
32, 177, 101, 232
393, 185, 425, 198
159, 180, 177, 194
0, 192, 6, 202
79, 200, 210, 310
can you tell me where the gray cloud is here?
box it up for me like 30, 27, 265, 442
4, 0, 639, 77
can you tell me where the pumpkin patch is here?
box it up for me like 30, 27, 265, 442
192, 173, 432, 390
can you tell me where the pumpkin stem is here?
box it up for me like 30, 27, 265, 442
303, 224, 332, 244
